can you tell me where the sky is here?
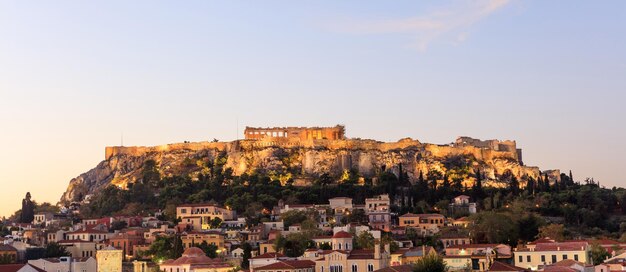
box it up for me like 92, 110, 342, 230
1, 0, 625, 217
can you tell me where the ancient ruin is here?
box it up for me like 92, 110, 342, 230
244, 125, 345, 141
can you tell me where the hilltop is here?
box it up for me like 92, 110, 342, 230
60, 125, 556, 204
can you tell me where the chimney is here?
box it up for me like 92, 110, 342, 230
374, 242, 381, 260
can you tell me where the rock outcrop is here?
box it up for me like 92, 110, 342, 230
60, 137, 548, 204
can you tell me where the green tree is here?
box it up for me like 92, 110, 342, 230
141, 159, 161, 187
0, 253, 16, 264
590, 242, 610, 265
354, 232, 375, 250
195, 241, 218, 258
517, 214, 544, 242
172, 235, 184, 259
470, 212, 518, 245
44, 242, 69, 258
146, 236, 174, 263
413, 254, 448, 272
537, 224, 565, 241
241, 243, 252, 269
209, 218, 223, 229
110, 220, 128, 231
281, 210, 310, 228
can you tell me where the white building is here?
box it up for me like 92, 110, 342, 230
28, 256, 97, 272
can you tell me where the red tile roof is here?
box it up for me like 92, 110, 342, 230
332, 231, 352, 239
534, 242, 587, 252
161, 247, 231, 267
489, 261, 529, 272
255, 260, 315, 270
0, 245, 17, 252
373, 264, 414, 272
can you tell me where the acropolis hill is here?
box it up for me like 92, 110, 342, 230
61, 125, 557, 203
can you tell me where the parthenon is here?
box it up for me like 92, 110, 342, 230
244, 125, 345, 141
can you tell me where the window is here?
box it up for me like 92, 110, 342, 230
562, 254, 567, 260
368, 264, 374, 272
352, 264, 358, 272
551, 255, 557, 263
574, 254, 579, 261
519, 256, 523, 263
527, 256, 531, 262
541, 255, 546, 262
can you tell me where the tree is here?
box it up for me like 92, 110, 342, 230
590, 242, 610, 265
146, 236, 174, 263
196, 241, 218, 258
209, 218, 223, 229
241, 243, 252, 269
319, 243, 332, 250
354, 232, 375, 250
0, 253, 15, 264
110, 220, 128, 231
406, 228, 420, 242
274, 233, 312, 257
413, 254, 448, 272
517, 214, 544, 242
142, 159, 161, 187
281, 210, 310, 228
470, 212, 518, 245
537, 224, 565, 241
172, 235, 184, 259
44, 242, 69, 258
341, 209, 367, 225
20, 192, 35, 223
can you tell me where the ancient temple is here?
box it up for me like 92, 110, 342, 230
244, 125, 345, 141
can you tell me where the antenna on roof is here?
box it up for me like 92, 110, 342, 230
121, 132, 124, 147
236, 117, 239, 141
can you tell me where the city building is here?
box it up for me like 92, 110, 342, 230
176, 204, 236, 231
96, 246, 123, 272
398, 213, 445, 236
314, 244, 391, 272
514, 240, 590, 270
448, 195, 477, 215
28, 257, 97, 272
443, 244, 512, 271
389, 246, 436, 266
181, 231, 226, 253
248, 252, 287, 272
107, 232, 145, 257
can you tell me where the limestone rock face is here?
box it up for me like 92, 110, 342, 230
60, 138, 550, 204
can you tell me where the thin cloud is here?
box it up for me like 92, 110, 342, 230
329, 0, 511, 51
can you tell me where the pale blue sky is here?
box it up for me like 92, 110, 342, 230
1, 0, 625, 216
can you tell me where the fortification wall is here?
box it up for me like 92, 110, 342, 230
104, 137, 522, 165
105, 142, 231, 160
424, 144, 518, 162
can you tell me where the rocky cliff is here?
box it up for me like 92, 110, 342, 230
60, 137, 545, 204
